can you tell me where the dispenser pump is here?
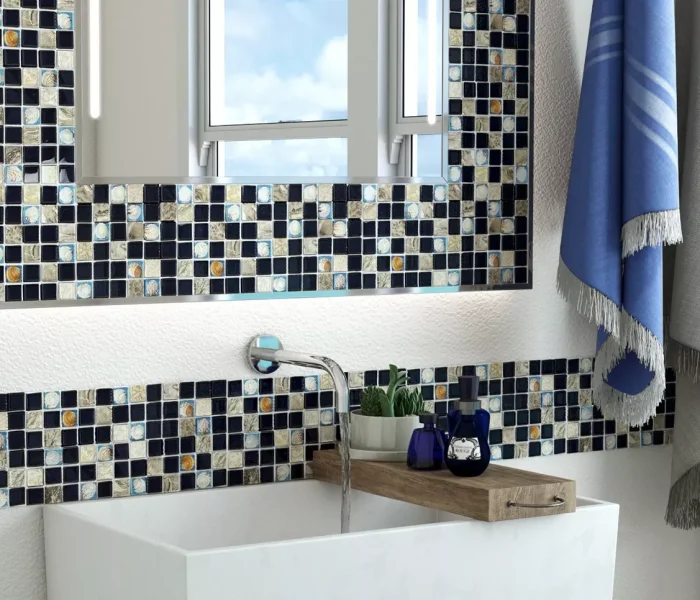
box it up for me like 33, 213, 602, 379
458, 375, 480, 415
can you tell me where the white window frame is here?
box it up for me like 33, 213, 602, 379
389, 0, 444, 177
198, 0, 444, 179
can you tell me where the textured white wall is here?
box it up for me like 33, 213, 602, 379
0, 507, 47, 600
1, 1, 698, 599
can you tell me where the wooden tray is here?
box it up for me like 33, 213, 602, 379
313, 450, 576, 522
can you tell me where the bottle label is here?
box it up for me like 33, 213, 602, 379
447, 437, 481, 461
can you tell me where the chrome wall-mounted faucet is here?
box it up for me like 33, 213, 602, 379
248, 334, 352, 533
247, 335, 349, 415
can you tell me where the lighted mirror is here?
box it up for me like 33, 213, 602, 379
0, 0, 533, 306
77, 0, 449, 182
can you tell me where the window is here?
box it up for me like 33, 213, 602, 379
201, 0, 444, 179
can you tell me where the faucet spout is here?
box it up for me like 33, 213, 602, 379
247, 335, 352, 534
247, 336, 349, 415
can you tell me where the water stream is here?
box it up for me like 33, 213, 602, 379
339, 412, 351, 534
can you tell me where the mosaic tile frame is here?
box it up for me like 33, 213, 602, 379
0, 358, 674, 509
0, 0, 534, 305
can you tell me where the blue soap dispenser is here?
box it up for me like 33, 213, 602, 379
407, 413, 445, 471
445, 375, 490, 477
447, 366, 478, 435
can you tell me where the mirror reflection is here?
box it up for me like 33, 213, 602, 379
79, 0, 447, 182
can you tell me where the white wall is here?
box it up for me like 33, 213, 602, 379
1, 1, 698, 599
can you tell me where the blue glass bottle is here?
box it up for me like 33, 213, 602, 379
448, 405, 490, 439
407, 413, 445, 471
475, 408, 490, 440
445, 376, 490, 477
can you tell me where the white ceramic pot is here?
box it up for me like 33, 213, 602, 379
350, 410, 420, 452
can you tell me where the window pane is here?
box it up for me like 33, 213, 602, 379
403, 0, 443, 118
414, 134, 443, 178
210, 0, 348, 127
219, 139, 348, 177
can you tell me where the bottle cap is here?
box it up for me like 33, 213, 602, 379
419, 412, 438, 425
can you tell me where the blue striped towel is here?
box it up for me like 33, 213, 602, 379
558, 0, 682, 426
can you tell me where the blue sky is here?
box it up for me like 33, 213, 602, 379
222, 0, 348, 125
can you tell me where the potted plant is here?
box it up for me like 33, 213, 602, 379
350, 365, 426, 454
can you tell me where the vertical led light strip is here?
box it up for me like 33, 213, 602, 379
426, 0, 437, 125
209, 0, 227, 126
89, 0, 101, 119
404, 0, 418, 118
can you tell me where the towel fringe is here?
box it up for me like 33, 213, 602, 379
558, 255, 667, 426
593, 336, 666, 427
593, 368, 666, 426
666, 465, 700, 530
556, 259, 620, 338
593, 334, 625, 379
621, 209, 683, 259
620, 309, 666, 374
668, 339, 700, 384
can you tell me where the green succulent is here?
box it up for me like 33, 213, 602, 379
360, 365, 423, 418
387, 364, 408, 406
394, 387, 425, 417
360, 386, 386, 417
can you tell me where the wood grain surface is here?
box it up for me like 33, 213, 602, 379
313, 450, 576, 522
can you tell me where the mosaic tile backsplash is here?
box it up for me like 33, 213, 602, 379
0, 358, 675, 509
0, 0, 533, 304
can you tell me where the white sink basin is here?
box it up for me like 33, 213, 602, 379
44, 481, 619, 600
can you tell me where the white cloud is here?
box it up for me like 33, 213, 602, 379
220, 33, 348, 126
